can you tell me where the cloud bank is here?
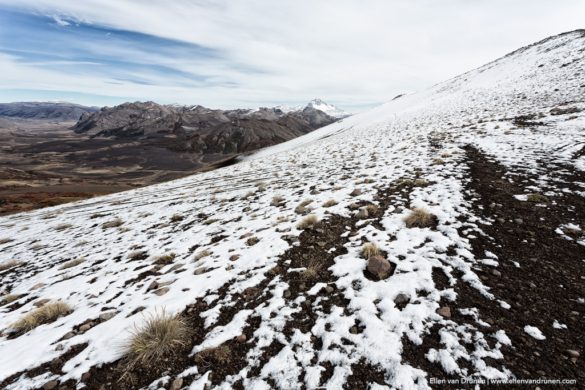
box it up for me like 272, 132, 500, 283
0, 0, 583, 110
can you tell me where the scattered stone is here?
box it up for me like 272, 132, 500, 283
325, 286, 335, 293
229, 255, 240, 261
565, 349, 580, 358
394, 293, 410, 306
147, 281, 159, 291
194, 267, 207, 275
497, 218, 506, 224
514, 218, 524, 224
246, 237, 260, 246
62, 332, 76, 340
529, 282, 537, 289
283, 290, 291, 298
349, 326, 358, 334
31, 283, 45, 290
367, 255, 392, 280
43, 380, 58, 390
170, 377, 184, 390
55, 344, 64, 351
236, 334, 247, 343
437, 306, 452, 318
492, 269, 502, 277
81, 372, 91, 382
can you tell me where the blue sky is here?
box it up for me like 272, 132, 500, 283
0, 1, 584, 110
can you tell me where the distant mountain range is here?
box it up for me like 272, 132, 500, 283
72, 99, 347, 154
0, 102, 98, 121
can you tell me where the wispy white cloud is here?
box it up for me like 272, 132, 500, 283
0, 0, 584, 110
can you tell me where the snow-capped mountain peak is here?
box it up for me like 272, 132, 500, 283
305, 98, 349, 118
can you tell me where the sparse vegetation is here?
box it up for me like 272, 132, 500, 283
301, 259, 322, 280
271, 196, 285, 207
527, 193, 549, 203
413, 178, 429, 187
432, 158, 445, 165
297, 214, 318, 230
0, 238, 14, 244
154, 253, 176, 265
404, 208, 437, 228
0, 259, 21, 272
128, 250, 148, 261
195, 345, 232, 365
102, 218, 124, 229
350, 188, 362, 196
323, 199, 338, 207
59, 258, 85, 270
361, 242, 380, 259
121, 311, 190, 368
54, 223, 73, 231
203, 218, 220, 225
170, 214, 184, 223
194, 250, 210, 261
365, 204, 379, 215
295, 199, 313, 214
1, 294, 22, 305
246, 237, 260, 246
10, 301, 72, 333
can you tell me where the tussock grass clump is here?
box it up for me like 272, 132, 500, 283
128, 250, 148, 261
0, 238, 14, 244
102, 218, 124, 229
322, 199, 338, 208
122, 311, 190, 368
1, 294, 22, 305
203, 218, 220, 225
432, 158, 445, 165
413, 178, 429, 187
271, 196, 285, 207
0, 259, 21, 271
404, 208, 437, 228
301, 259, 322, 280
170, 214, 184, 223
54, 223, 73, 231
527, 193, 549, 203
154, 253, 176, 265
350, 188, 363, 197
194, 250, 210, 261
297, 214, 318, 230
295, 199, 313, 215
365, 204, 379, 215
59, 258, 85, 270
195, 345, 231, 365
361, 242, 380, 259
10, 301, 72, 332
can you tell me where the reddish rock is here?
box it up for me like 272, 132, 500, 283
367, 255, 391, 280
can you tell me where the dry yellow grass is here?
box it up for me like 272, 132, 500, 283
122, 311, 190, 367
195, 345, 231, 365
271, 196, 285, 207
59, 258, 85, 270
10, 301, 72, 332
297, 214, 318, 230
361, 242, 380, 259
194, 250, 211, 261
1, 294, 22, 305
527, 193, 549, 203
154, 253, 176, 265
322, 199, 338, 207
54, 223, 73, 231
0, 259, 21, 272
404, 208, 437, 228
102, 218, 124, 229
295, 199, 313, 214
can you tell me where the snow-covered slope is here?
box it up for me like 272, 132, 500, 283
1, 30, 584, 389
